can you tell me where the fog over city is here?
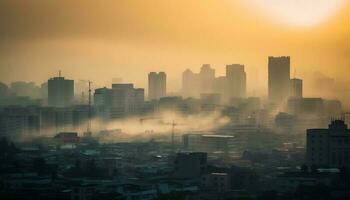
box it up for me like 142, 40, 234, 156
1, 1, 350, 200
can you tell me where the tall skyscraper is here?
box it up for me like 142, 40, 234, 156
268, 56, 290, 104
148, 72, 166, 100
226, 64, 246, 99
290, 78, 303, 99
48, 76, 74, 107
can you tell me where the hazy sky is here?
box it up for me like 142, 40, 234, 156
0, 0, 349, 98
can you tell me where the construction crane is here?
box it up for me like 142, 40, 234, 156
162, 120, 186, 151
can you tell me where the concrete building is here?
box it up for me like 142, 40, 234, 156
94, 87, 113, 108
48, 76, 74, 107
268, 56, 290, 104
148, 72, 166, 100
226, 64, 246, 99
182, 69, 199, 98
199, 64, 215, 94
174, 152, 207, 179
110, 84, 144, 118
290, 78, 303, 99
213, 76, 228, 101
307, 120, 350, 168
183, 134, 234, 153
94, 87, 113, 120
287, 98, 324, 115
0, 107, 40, 139
200, 93, 221, 112
10, 81, 41, 99
182, 64, 215, 98
201, 173, 231, 192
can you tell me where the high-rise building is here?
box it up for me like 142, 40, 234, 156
110, 84, 144, 118
226, 64, 246, 99
182, 64, 215, 98
94, 87, 113, 121
268, 56, 290, 104
48, 76, 74, 107
94, 87, 113, 108
148, 72, 166, 100
10, 81, 41, 99
290, 78, 303, 99
75, 80, 90, 102
182, 69, 200, 98
307, 120, 350, 168
199, 64, 215, 94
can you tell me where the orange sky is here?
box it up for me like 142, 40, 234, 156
0, 0, 349, 100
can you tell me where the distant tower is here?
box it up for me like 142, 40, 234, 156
110, 84, 144, 118
48, 72, 74, 107
199, 64, 215, 94
84, 81, 92, 137
290, 78, 303, 99
148, 72, 166, 100
182, 69, 198, 98
226, 64, 246, 99
268, 56, 290, 104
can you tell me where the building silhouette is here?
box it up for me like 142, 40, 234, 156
182, 69, 200, 98
199, 64, 215, 94
148, 72, 166, 100
226, 64, 246, 99
110, 84, 144, 118
268, 56, 290, 104
48, 76, 74, 107
182, 64, 215, 98
290, 78, 303, 99
307, 119, 350, 168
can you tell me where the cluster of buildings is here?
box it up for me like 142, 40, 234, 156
0, 56, 345, 141
182, 64, 246, 101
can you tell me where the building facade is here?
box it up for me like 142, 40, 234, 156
307, 120, 350, 168
148, 72, 166, 100
110, 84, 144, 118
226, 64, 246, 99
290, 78, 303, 99
268, 56, 290, 104
48, 76, 74, 107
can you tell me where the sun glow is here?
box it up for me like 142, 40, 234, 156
249, 0, 346, 27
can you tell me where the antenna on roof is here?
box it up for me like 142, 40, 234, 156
59, 70, 62, 77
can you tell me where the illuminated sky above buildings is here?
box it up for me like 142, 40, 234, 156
0, 0, 349, 99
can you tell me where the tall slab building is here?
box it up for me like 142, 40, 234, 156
110, 84, 144, 118
48, 76, 74, 107
290, 78, 303, 99
268, 56, 290, 104
226, 64, 246, 99
148, 72, 166, 100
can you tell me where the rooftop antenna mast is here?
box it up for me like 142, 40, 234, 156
59, 70, 61, 77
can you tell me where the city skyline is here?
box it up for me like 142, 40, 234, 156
0, 1, 350, 99
2, 2, 350, 199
